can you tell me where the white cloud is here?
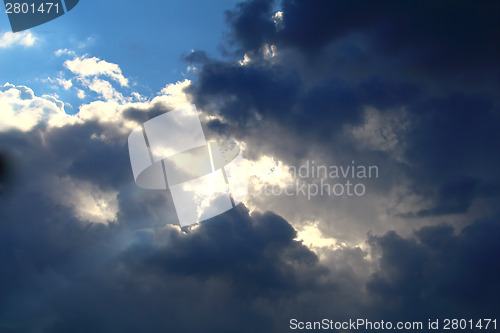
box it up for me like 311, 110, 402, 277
74, 79, 193, 142
0, 72, 197, 226
77, 89, 86, 99
0, 83, 67, 132
87, 78, 125, 101
239, 53, 251, 66
78, 36, 95, 49
262, 44, 277, 60
159, 79, 192, 106
0, 79, 191, 224
0, 31, 37, 48
272, 11, 284, 31
55, 48, 76, 57
131, 92, 146, 101
64, 56, 129, 87
246, 155, 295, 198
57, 78, 73, 90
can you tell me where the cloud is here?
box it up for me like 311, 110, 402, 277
0, 79, 339, 332
0, 151, 498, 331
184, 50, 210, 64
295, 221, 340, 259
46, 176, 119, 224
55, 48, 76, 57
224, 0, 277, 53
64, 56, 129, 87
0, 83, 67, 132
76, 89, 85, 99
0, 31, 37, 48
44, 77, 73, 91
367, 220, 500, 319
345, 107, 410, 154
186, 0, 500, 245
56, 78, 73, 90
0, 71, 497, 333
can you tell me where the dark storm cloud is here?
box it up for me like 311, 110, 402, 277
128, 207, 320, 284
0, 115, 498, 331
0, 132, 345, 333
225, 0, 277, 53
193, 0, 499, 128
227, 0, 499, 72
188, 57, 420, 155
400, 178, 478, 218
0, 153, 5, 186
0, 151, 15, 195
2, 160, 499, 333
0, 87, 340, 331
190, 60, 301, 128
398, 93, 500, 217
5, 98, 497, 332
46, 122, 131, 189
187, 0, 500, 220
367, 219, 500, 319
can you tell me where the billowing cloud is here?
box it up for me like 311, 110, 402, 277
0, 83, 66, 132
64, 56, 129, 87
187, 0, 500, 244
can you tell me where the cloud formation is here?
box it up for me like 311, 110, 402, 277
187, 0, 500, 242
64, 56, 129, 87
0, 31, 37, 48
0, 0, 499, 331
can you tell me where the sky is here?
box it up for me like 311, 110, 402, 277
0, 0, 499, 332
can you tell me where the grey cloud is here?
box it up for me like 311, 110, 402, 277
184, 50, 210, 65
367, 219, 500, 319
